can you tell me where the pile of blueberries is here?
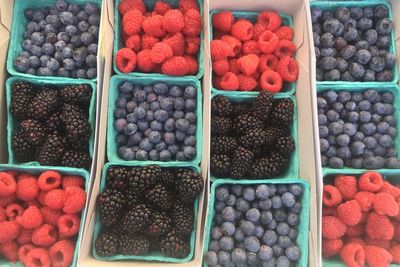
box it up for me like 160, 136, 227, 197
114, 81, 198, 161
205, 183, 303, 267
14, 0, 99, 79
311, 5, 397, 82
318, 89, 400, 169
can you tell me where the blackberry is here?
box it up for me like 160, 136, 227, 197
158, 169, 175, 187
211, 136, 238, 154
10, 82, 36, 119
66, 139, 88, 152
61, 104, 91, 143
119, 235, 150, 255
234, 114, 264, 135
124, 188, 141, 207
211, 116, 232, 136
122, 204, 151, 233
210, 154, 231, 177
161, 231, 190, 258
146, 211, 173, 237
230, 146, 254, 178
239, 128, 267, 150
36, 134, 65, 166
61, 84, 92, 105
146, 184, 173, 210
106, 166, 129, 190
211, 95, 233, 117
108, 223, 126, 235
275, 136, 295, 157
95, 232, 119, 257
175, 169, 203, 203
61, 150, 91, 169
128, 165, 162, 194
97, 189, 126, 227
271, 99, 294, 126
264, 126, 281, 147
149, 237, 162, 251
11, 81, 36, 96
232, 102, 251, 117
20, 119, 46, 147
11, 130, 35, 162
253, 91, 273, 122
46, 112, 63, 133
173, 202, 194, 237
250, 152, 289, 178
270, 125, 291, 137
30, 87, 60, 120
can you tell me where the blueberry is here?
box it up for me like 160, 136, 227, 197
377, 69, 394, 82
336, 57, 348, 72
319, 126, 329, 138
175, 131, 186, 142
358, 17, 373, 31
184, 86, 196, 99
271, 195, 282, 209
340, 45, 356, 60
363, 156, 385, 169
359, 111, 372, 123
386, 157, 400, 168
329, 156, 344, 168
376, 18, 393, 35
153, 83, 168, 95
246, 208, 260, 223
384, 53, 396, 69
159, 150, 171, 161
88, 43, 98, 55
334, 36, 347, 50
362, 69, 375, 81
323, 18, 340, 34
277, 255, 291, 267
221, 206, 236, 222
319, 56, 337, 71
311, 7, 322, 22
218, 251, 231, 265
349, 62, 365, 78
243, 236, 260, 253
288, 228, 298, 241
240, 220, 255, 236
343, 27, 358, 42
243, 187, 256, 201
211, 226, 223, 240
369, 56, 385, 72
147, 149, 158, 160
278, 235, 292, 249
225, 194, 236, 206
235, 197, 249, 212
320, 33, 335, 48
335, 7, 350, 22
184, 136, 196, 146
118, 146, 135, 160
183, 146, 196, 159
231, 248, 246, 264
341, 71, 355, 81
318, 114, 327, 126
360, 122, 376, 135
205, 251, 218, 266
323, 90, 337, 103
378, 134, 393, 148
266, 219, 277, 230
154, 109, 169, 122
185, 99, 196, 112
257, 245, 273, 261
329, 122, 344, 136
324, 69, 340, 81
260, 211, 273, 225
320, 48, 337, 57
167, 144, 179, 155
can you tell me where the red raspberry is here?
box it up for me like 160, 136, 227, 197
334, 175, 358, 200
345, 224, 363, 237
237, 54, 259, 75
161, 56, 189, 76
182, 9, 201, 37
258, 11, 282, 31
365, 245, 393, 267
185, 36, 200, 55
58, 214, 80, 237
163, 32, 185, 56
122, 9, 144, 35
118, 0, 146, 15
163, 9, 185, 33
62, 176, 85, 189
154, 1, 171, 15
17, 173, 35, 181
2, 241, 18, 263
0, 206, 6, 221
276, 56, 299, 82
37, 191, 48, 206
150, 42, 173, 64
339, 243, 365, 267
178, 0, 199, 13
40, 207, 63, 227
323, 185, 342, 207
17, 228, 33, 245
231, 19, 253, 41
258, 30, 279, 54
229, 58, 240, 74
32, 224, 57, 247
323, 206, 338, 217
26, 248, 50, 267
16, 206, 43, 229
6, 203, 24, 220
373, 192, 399, 217
213, 59, 229, 76
125, 34, 141, 52
0, 221, 20, 243
390, 245, 400, 264
253, 22, 268, 41
345, 237, 365, 246
0, 172, 17, 197
0, 194, 17, 208
220, 72, 239, 91
258, 54, 278, 72
242, 40, 260, 55
143, 15, 165, 38
63, 186, 86, 214
366, 212, 394, 240
221, 35, 242, 56
381, 182, 400, 200
184, 55, 198, 75
238, 75, 257, 91
260, 70, 282, 93
44, 189, 65, 210
322, 238, 343, 258
37, 171, 62, 192
353, 191, 374, 212
322, 216, 347, 239
142, 34, 159, 50
365, 238, 392, 250
274, 39, 296, 58
116, 48, 137, 73
276, 26, 294, 40
137, 49, 157, 72
212, 11, 235, 32
18, 244, 35, 264
49, 240, 75, 267
16, 177, 39, 201
359, 171, 384, 192
337, 200, 362, 226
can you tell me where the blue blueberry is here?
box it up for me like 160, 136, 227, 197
277, 255, 291, 267
278, 236, 292, 249
388, 127, 397, 138
328, 122, 344, 136
234, 228, 245, 242
243, 187, 256, 201
240, 220, 255, 236
287, 212, 299, 226
175, 131, 186, 142
218, 250, 231, 264
329, 156, 344, 168
183, 146, 196, 159
205, 251, 218, 266
243, 236, 260, 253
363, 156, 385, 169
118, 146, 135, 160
231, 248, 246, 264
153, 83, 168, 95
236, 198, 250, 212
326, 110, 339, 122
185, 99, 196, 111
186, 124, 196, 135
184, 136, 196, 146
246, 208, 260, 223
281, 192, 295, 208
159, 150, 172, 161
359, 111, 371, 123
154, 109, 169, 122
378, 134, 393, 148
271, 195, 282, 209
221, 206, 236, 222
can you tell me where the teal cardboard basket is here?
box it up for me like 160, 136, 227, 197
92, 161, 200, 263
107, 75, 203, 165
6, 0, 102, 82
210, 10, 296, 96
317, 83, 400, 170
0, 164, 89, 267
203, 178, 311, 267
210, 91, 299, 181
113, 0, 204, 79
310, 0, 399, 85
6, 76, 97, 166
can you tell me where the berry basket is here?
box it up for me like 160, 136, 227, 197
6, 0, 102, 81
113, 0, 204, 79
107, 74, 203, 164
203, 178, 310, 267
92, 161, 200, 263
310, 0, 399, 85
5, 76, 97, 166
210, 10, 296, 96
210, 92, 299, 181
0, 163, 89, 267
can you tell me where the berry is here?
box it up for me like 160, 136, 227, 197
49, 240, 74, 267
25, 248, 50, 267
213, 11, 234, 32
237, 54, 259, 75
276, 56, 299, 82
63, 186, 86, 214
259, 54, 279, 72
358, 171, 383, 192
16, 178, 39, 201
258, 31, 279, 54
353, 191, 374, 212
337, 200, 362, 226
0, 221, 20, 243
160, 231, 190, 258
163, 9, 184, 34
32, 224, 57, 246
340, 243, 365, 267
182, 9, 201, 37
0, 173, 17, 197
210, 40, 233, 61
322, 216, 347, 239
58, 214, 80, 237
275, 39, 296, 59
116, 48, 137, 73
322, 238, 343, 258
16, 206, 43, 229
365, 245, 393, 267
95, 232, 119, 257
373, 192, 399, 217
366, 212, 393, 240
44, 189, 65, 210
38, 171, 61, 191
334, 175, 357, 200
260, 70, 282, 93
142, 15, 165, 37
161, 56, 189, 76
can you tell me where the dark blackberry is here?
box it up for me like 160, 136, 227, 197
11, 130, 35, 162
175, 169, 202, 203
230, 146, 254, 178
10, 82, 36, 119
172, 202, 194, 237
270, 125, 291, 137
11, 81, 36, 95
264, 126, 281, 147
95, 232, 119, 257
211, 116, 232, 136
238, 128, 267, 150
211, 136, 238, 154
30, 87, 60, 120
66, 139, 89, 152
36, 134, 65, 166
161, 231, 190, 258
61, 150, 91, 169
46, 112, 63, 133
106, 166, 129, 190
97, 189, 126, 227
253, 91, 273, 122
128, 165, 162, 194
250, 152, 289, 178
61, 84, 92, 105
232, 102, 251, 117
119, 235, 150, 255
146, 184, 173, 210
158, 169, 175, 187
108, 223, 126, 235
210, 154, 231, 178
61, 104, 91, 143
145, 211, 173, 237
124, 188, 141, 207
271, 98, 294, 126
20, 119, 46, 147
122, 204, 151, 232
149, 237, 162, 251
211, 95, 233, 117
275, 135, 295, 157
234, 114, 264, 135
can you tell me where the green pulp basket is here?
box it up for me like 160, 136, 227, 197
107, 75, 203, 165
310, 0, 399, 85
210, 91, 299, 181
92, 161, 200, 263
203, 178, 311, 267
6, 76, 97, 166
210, 10, 296, 96
0, 164, 89, 267
317, 83, 400, 170
113, 0, 204, 79
6, 0, 102, 81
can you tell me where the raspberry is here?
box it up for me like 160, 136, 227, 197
163, 9, 184, 33
116, 48, 137, 73
150, 42, 173, 64
373, 192, 399, 217
137, 49, 157, 72
258, 54, 278, 72
0, 194, 17, 208
337, 200, 362, 226
185, 36, 200, 55
143, 15, 165, 38
0, 221, 20, 243
253, 22, 268, 41
260, 70, 282, 93
365, 246, 393, 267
345, 224, 363, 237
220, 35, 242, 56
122, 9, 144, 35
276, 56, 299, 82
212, 11, 235, 32
334, 175, 358, 200
237, 54, 259, 75
238, 74, 257, 91
164, 34, 185, 57
213, 59, 230, 76
44, 189, 65, 210
18, 244, 35, 264
276, 26, 294, 40
32, 224, 57, 246
125, 34, 141, 52
353, 191, 374, 212
258, 11, 282, 31
63, 186, 86, 214
323, 206, 338, 217
40, 207, 63, 227
17, 228, 33, 245
161, 56, 189, 76
274, 39, 296, 59
118, 0, 146, 15
345, 237, 365, 246
366, 212, 394, 240
390, 245, 400, 264
37, 191, 48, 206
183, 55, 198, 75
16, 178, 39, 201
359, 171, 384, 192
242, 40, 260, 55
231, 19, 253, 41
0, 172, 17, 197
220, 72, 239, 91
381, 182, 400, 200
322, 216, 347, 239
0, 206, 6, 221
154, 1, 171, 15
211, 40, 233, 61
18, 173, 35, 181
6, 203, 24, 220
62, 176, 85, 189
365, 238, 391, 250
2, 241, 18, 263
323, 185, 342, 207
26, 248, 50, 267
38, 171, 62, 192
142, 34, 159, 50
49, 240, 74, 267
229, 58, 240, 74
339, 243, 365, 267
58, 214, 80, 237
322, 238, 343, 258
179, 0, 199, 13
16, 206, 43, 229
258, 30, 279, 54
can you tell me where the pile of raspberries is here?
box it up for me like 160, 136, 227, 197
322, 171, 400, 266
115, 0, 201, 76
0, 170, 86, 266
211, 11, 299, 93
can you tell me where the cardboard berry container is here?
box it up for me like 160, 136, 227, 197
5, 76, 97, 166
0, 163, 90, 267
92, 162, 200, 263
113, 0, 204, 80
203, 178, 311, 267
6, 0, 103, 82
107, 74, 203, 165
